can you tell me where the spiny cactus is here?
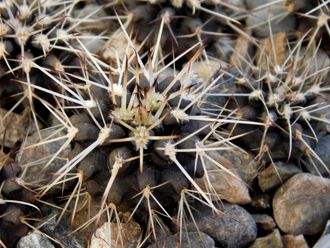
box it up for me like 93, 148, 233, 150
17, 17, 264, 244
0, 0, 106, 126
207, 32, 330, 175
1, 0, 329, 247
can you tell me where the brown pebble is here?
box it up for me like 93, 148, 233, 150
249, 229, 283, 248
252, 214, 276, 232
273, 173, 330, 235
282, 234, 309, 248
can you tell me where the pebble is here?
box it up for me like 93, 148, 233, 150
250, 192, 272, 210
246, 0, 296, 38
245, 0, 273, 9
147, 231, 215, 248
0, 108, 32, 148
90, 221, 142, 248
249, 229, 283, 248
258, 162, 301, 192
314, 219, 330, 248
196, 168, 251, 204
300, 47, 330, 82
38, 210, 86, 248
72, 4, 111, 32
214, 36, 236, 61
282, 234, 309, 248
17, 231, 55, 248
257, 32, 287, 68
230, 33, 252, 68
191, 61, 220, 82
80, 32, 106, 54
220, 0, 245, 8
18, 128, 72, 191
252, 214, 276, 232
186, 203, 257, 248
273, 173, 330, 235
207, 148, 258, 185
102, 30, 137, 61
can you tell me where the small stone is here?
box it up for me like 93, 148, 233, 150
245, 0, 271, 9
214, 36, 236, 61
39, 210, 85, 248
186, 203, 257, 248
300, 47, 330, 82
230, 33, 252, 68
246, 0, 296, 38
249, 229, 283, 248
102, 30, 137, 61
80, 31, 107, 54
17, 231, 55, 248
70, 198, 108, 239
252, 214, 276, 232
90, 221, 142, 248
18, 128, 72, 190
196, 168, 251, 204
191, 61, 220, 82
221, 0, 245, 8
282, 234, 309, 248
258, 162, 301, 192
250, 193, 272, 210
314, 235, 330, 248
147, 232, 215, 248
273, 173, 330, 235
72, 4, 111, 32
0, 108, 31, 148
314, 219, 330, 248
257, 32, 287, 68
207, 149, 258, 185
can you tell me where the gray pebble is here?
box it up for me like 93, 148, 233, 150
250, 192, 272, 210
147, 231, 215, 248
246, 2, 296, 38
39, 210, 86, 248
186, 203, 257, 248
91, 221, 141, 248
314, 219, 330, 248
18, 128, 72, 190
17, 231, 54, 248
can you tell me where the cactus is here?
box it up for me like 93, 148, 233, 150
0, 0, 329, 247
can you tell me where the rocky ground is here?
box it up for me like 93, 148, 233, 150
0, 0, 330, 247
